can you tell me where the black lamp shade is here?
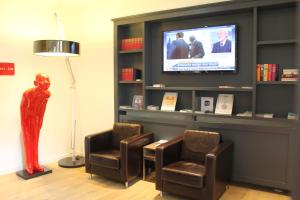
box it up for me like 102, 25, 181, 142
34, 40, 80, 57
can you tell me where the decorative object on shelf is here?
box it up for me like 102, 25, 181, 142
218, 85, 235, 88
0, 62, 15, 76
256, 113, 274, 118
200, 97, 214, 113
153, 83, 166, 88
215, 94, 234, 115
33, 13, 84, 168
179, 109, 192, 113
161, 92, 178, 111
281, 69, 298, 82
236, 111, 252, 117
121, 37, 143, 50
121, 67, 142, 81
119, 105, 134, 109
147, 105, 159, 111
132, 95, 144, 109
241, 86, 253, 89
257, 64, 279, 81
287, 112, 297, 120
17, 73, 52, 179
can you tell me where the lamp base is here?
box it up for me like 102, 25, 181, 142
58, 156, 85, 168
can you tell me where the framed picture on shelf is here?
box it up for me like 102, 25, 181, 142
132, 95, 144, 109
215, 94, 234, 115
200, 97, 214, 113
161, 92, 178, 111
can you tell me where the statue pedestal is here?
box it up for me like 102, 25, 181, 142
16, 167, 52, 180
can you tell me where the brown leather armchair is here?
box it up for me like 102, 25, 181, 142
156, 130, 233, 200
85, 122, 153, 187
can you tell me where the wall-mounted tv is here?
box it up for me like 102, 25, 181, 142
163, 24, 237, 72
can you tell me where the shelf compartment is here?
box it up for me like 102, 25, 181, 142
258, 5, 296, 41
118, 53, 143, 70
256, 84, 296, 119
257, 44, 296, 69
145, 90, 192, 112
118, 84, 143, 107
195, 91, 252, 116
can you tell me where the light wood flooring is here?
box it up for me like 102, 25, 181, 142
0, 163, 290, 200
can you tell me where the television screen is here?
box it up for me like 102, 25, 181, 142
163, 24, 237, 72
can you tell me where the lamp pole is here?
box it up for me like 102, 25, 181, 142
33, 13, 84, 167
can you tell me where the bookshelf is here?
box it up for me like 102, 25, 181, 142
113, 0, 298, 190
256, 2, 297, 119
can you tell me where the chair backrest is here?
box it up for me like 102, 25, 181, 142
181, 130, 220, 164
112, 122, 142, 149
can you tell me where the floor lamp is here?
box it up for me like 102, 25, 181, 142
33, 15, 84, 168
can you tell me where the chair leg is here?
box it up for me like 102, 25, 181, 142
89, 173, 93, 179
125, 181, 129, 188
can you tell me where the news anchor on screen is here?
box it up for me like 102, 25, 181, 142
211, 29, 232, 53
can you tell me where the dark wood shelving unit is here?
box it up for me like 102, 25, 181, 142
113, 0, 298, 190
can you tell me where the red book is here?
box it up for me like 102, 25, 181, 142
121, 68, 128, 80
133, 38, 137, 50
129, 38, 133, 50
128, 68, 134, 80
271, 64, 276, 81
121, 68, 125, 80
268, 64, 272, 81
126, 68, 131, 80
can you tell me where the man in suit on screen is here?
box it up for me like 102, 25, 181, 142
167, 32, 189, 59
211, 29, 232, 53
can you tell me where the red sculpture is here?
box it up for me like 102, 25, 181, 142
20, 73, 51, 174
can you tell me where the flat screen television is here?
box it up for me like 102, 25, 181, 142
163, 24, 237, 72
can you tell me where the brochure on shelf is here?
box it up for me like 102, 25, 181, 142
161, 92, 178, 111
132, 95, 144, 109
215, 94, 234, 115
200, 97, 214, 113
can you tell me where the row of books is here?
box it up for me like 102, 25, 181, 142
256, 64, 279, 81
121, 67, 142, 81
121, 37, 143, 51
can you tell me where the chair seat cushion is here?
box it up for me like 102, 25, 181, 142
89, 149, 120, 170
162, 161, 206, 189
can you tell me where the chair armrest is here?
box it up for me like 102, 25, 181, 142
120, 132, 154, 181
84, 130, 113, 173
122, 132, 154, 146
155, 136, 183, 190
205, 142, 233, 200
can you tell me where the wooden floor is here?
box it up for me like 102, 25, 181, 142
0, 163, 290, 200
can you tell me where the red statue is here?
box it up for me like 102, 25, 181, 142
20, 73, 51, 175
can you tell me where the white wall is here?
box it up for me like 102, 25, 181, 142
0, 0, 226, 175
